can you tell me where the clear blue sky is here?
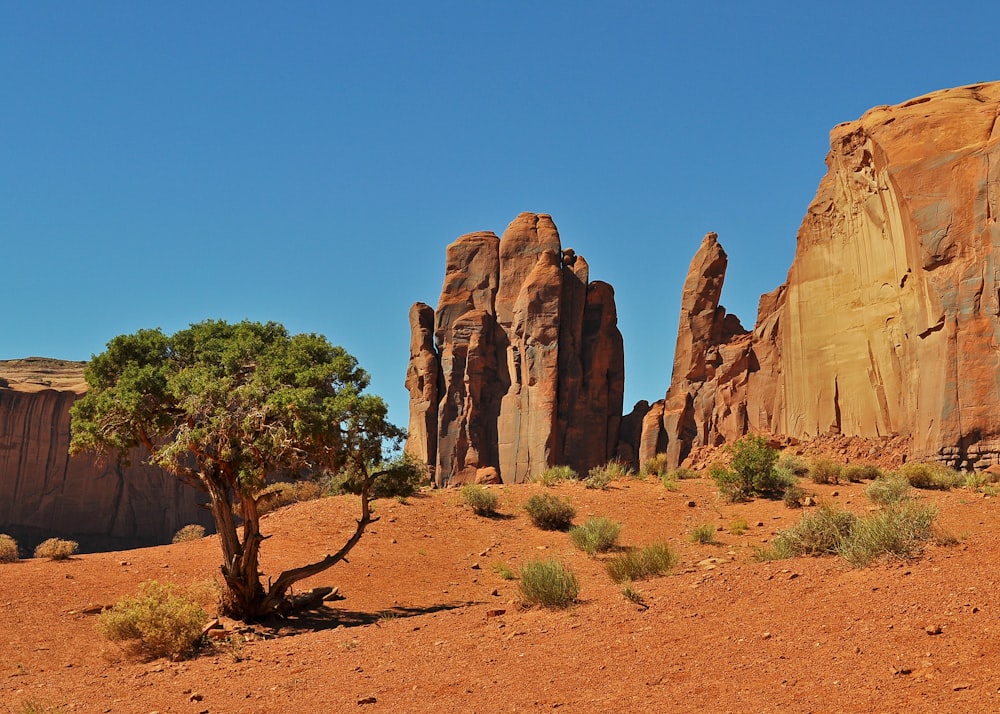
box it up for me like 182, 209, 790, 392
3, 2, 998, 430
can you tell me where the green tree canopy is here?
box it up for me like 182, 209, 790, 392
70, 319, 403, 620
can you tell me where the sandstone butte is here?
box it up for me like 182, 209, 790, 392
0, 357, 211, 552
644, 81, 1000, 471
405, 212, 626, 486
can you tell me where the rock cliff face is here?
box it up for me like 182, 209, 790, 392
0, 358, 212, 552
652, 82, 1000, 470
405, 212, 625, 485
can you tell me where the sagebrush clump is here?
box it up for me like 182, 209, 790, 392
865, 475, 912, 505
98, 580, 209, 659
809, 458, 842, 485
171, 524, 206, 543
523, 493, 576, 530
34, 538, 78, 560
569, 516, 622, 555
460, 484, 499, 516
0, 534, 19, 563
533, 465, 578, 486
689, 523, 717, 544
606, 543, 678, 583
895, 462, 962, 490
584, 460, 631, 489
518, 559, 579, 608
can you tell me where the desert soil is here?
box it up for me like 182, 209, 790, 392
2, 476, 999, 713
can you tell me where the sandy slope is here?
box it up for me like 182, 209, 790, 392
2, 477, 999, 713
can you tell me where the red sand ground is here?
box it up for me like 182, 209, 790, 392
2, 475, 999, 713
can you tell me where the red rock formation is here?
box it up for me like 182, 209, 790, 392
405, 212, 625, 485
0, 358, 212, 552
616, 400, 650, 470
403, 303, 438, 470
658, 82, 1000, 470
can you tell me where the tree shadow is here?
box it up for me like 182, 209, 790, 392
255, 600, 481, 636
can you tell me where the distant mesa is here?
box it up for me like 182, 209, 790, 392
0, 359, 212, 553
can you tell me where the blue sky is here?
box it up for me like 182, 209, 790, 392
3, 2, 999, 430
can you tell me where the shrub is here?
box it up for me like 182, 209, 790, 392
34, 538, 78, 560
689, 524, 717, 544
171, 525, 206, 544
533, 465, 578, 486
728, 518, 748, 535
839, 502, 938, 567
518, 559, 579, 608
523, 493, 576, 530
809, 458, 842, 485
770, 503, 857, 558
0, 534, 19, 563
842, 464, 883, 482
584, 461, 631, 489
783, 483, 805, 508
491, 562, 516, 580
712, 435, 786, 502
334, 453, 429, 499
460, 484, 499, 516
98, 580, 209, 660
569, 517, 623, 555
640, 453, 671, 478
606, 543, 678, 583
777, 454, 810, 477
896, 462, 962, 490
621, 584, 646, 607
865, 475, 912, 506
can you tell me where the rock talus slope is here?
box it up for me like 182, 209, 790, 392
405, 212, 624, 485
0, 358, 212, 551
654, 82, 1000, 469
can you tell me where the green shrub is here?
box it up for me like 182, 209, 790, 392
460, 484, 499, 516
783, 483, 805, 508
171, 524, 206, 544
332, 453, 429, 499
34, 538, 78, 560
896, 462, 962, 490
728, 518, 748, 535
569, 517, 623, 555
532, 465, 578, 486
865, 475, 912, 506
98, 580, 210, 660
640, 453, 671, 478
0, 534, 19, 563
491, 562, 516, 580
842, 464, 883, 482
523, 493, 576, 530
606, 543, 678, 583
809, 458, 842, 485
584, 460, 631, 489
770, 503, 857, 558
518, 559, 579, 608
839, 502, 938, 567
777, 454, 810, 477
689, 524, 717, 544
712, 435, 786, 502
621, 584, 646, 607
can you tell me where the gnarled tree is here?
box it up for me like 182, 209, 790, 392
70, 320, 403, 621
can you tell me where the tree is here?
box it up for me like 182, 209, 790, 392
70, 319, 404, 621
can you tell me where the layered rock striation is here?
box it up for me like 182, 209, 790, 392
0, 358, 212, 552
650, 81, 1000, 470
405, 212, 625, 486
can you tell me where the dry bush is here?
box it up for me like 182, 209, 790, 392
865, 475, 912, 505
895, 462, 962, 490
842, 463, 883, 482
777, 454, 810, 477
585, 460, 631, 489
0, 534, 19, 563
689, 523, 717, 544
98, 580, 209, 660
518, 559, 579, 608
809, 458, 842, 484
171, 524, 206, 543
523, 493, 576, 530
606, 543, 678, 583
839, 502, 938, 567
33, 538, 78, 560
532, 465, 578, 486
640, 453, 671, 478
569, 516, 622, 555
460, 484, 499, 516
